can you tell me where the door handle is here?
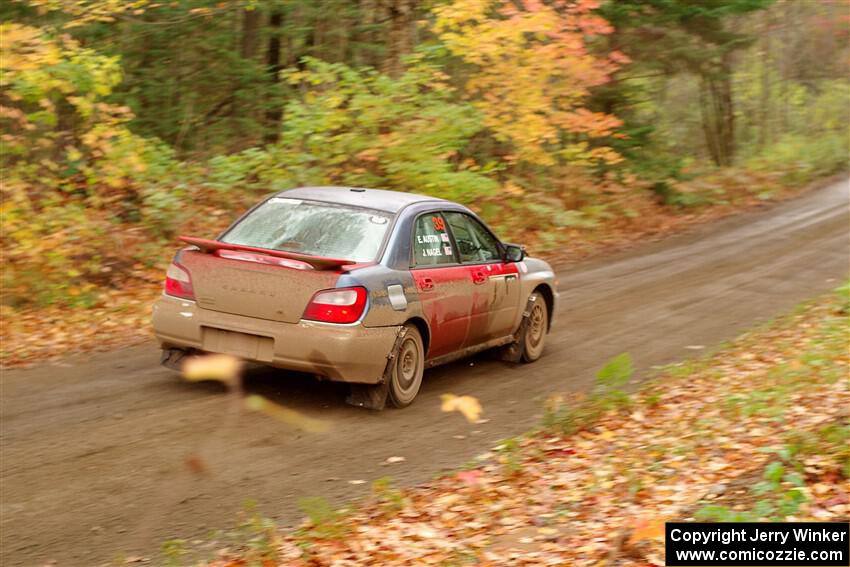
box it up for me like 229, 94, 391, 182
419, 277, 434, 291
472, 271, 487, 285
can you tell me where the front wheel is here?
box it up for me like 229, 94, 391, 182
387, 324, 425, 408
520, 292, 548, 362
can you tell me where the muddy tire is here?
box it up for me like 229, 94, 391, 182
387, 324, 425, 408
520, 292, 548, 363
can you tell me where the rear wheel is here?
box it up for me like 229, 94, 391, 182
520, 292, 548, 363
388, 324, 425, 408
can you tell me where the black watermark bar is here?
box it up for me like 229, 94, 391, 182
665, 522, 849, 566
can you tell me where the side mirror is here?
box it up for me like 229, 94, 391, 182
504, 243, 525, 263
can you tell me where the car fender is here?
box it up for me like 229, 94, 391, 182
512, 256, 558, 332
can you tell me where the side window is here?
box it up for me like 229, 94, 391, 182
444, 212, 501, 264
412, 213, 455, 266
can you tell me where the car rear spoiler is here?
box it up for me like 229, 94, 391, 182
178, 236, 357, 271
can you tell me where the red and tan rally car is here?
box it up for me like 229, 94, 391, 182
152, 187, 558, 409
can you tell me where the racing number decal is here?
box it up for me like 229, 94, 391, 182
415, 215, 453, 263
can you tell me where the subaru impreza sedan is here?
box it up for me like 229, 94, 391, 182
152, 187, 557, 408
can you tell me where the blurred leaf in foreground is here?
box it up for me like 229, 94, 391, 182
244, 395, 331, 434
181, 353, 242, 384
441, 394, 482, 423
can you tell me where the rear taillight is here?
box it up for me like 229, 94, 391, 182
302, 286, 367, 324
164, 261, 195, 300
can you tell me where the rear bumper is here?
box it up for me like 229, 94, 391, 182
151, 294, 400, 383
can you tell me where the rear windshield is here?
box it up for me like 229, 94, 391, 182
221, 197, 392, 262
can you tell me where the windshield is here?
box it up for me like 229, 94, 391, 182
221, 197, 391, 262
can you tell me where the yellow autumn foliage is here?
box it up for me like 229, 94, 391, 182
432, 0, 625, 166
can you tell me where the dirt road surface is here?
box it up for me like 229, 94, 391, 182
2, 178, 848, 566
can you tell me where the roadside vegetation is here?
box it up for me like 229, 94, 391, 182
2, 0, 848, 366
180, 288, 848, 566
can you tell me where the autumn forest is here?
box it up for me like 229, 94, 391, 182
1, 0, 848, 363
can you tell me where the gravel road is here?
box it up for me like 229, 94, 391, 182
2, 178, 847, 566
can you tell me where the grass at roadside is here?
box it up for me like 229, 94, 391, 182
192, 288, 848, 567
1, 171, 842, 369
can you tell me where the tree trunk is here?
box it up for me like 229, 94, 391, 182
384, 0, 415, 78
758, 8, 771, 151
779, 0, 790, 135
699, 56, 735, 167
718, 62, 735, 166
264, 10, 283, 144
355, 0, 373, 66
241, 9, 261, 60
230, 8, 262, 143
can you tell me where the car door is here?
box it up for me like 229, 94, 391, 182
409, 212, 473, 359
443, 211, 521, 345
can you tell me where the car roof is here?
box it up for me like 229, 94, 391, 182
277, 186, 447, 214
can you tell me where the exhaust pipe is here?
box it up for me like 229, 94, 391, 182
160, 347, 190, 370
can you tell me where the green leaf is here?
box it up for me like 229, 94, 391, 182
753, 499, 776, 519
763, 461, 785, 484
597, 353, 634, 388
784, 472, 805, 487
